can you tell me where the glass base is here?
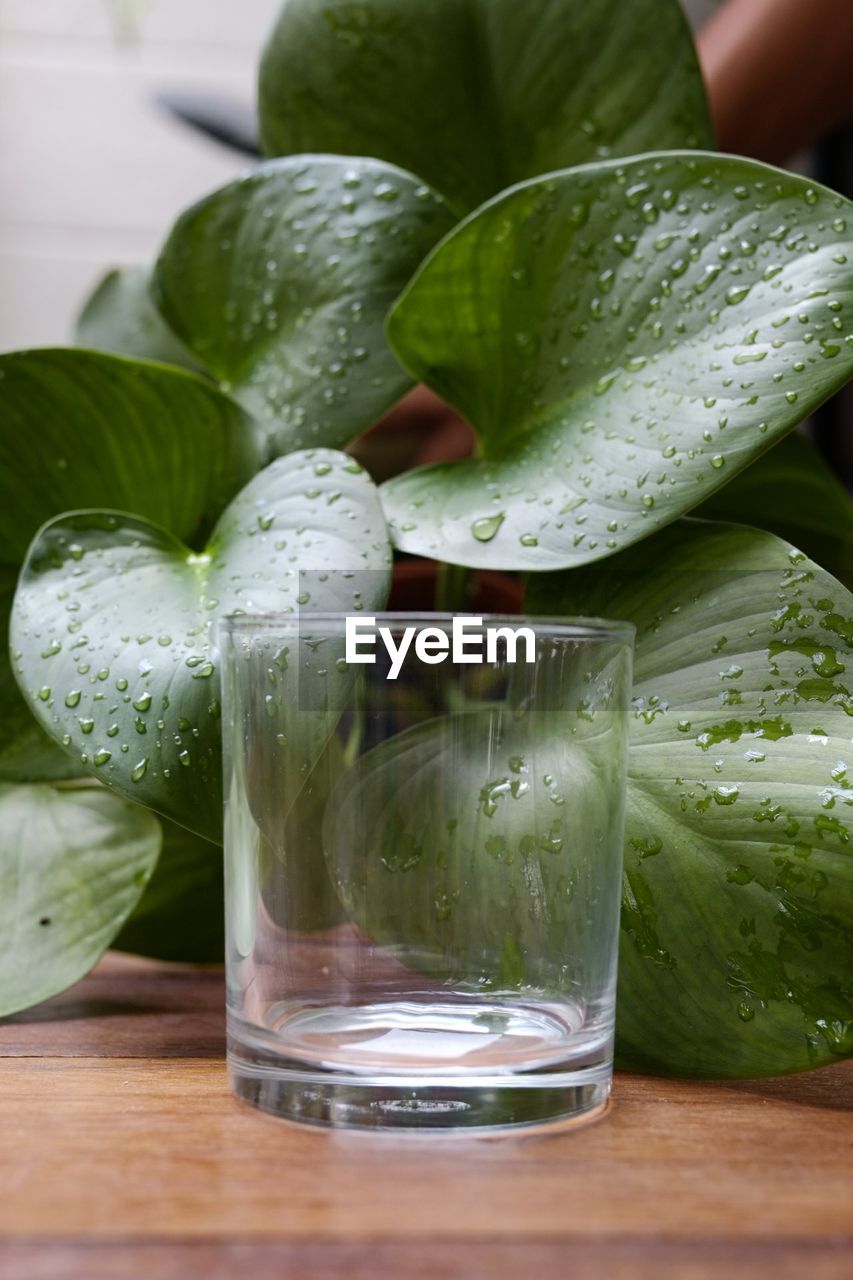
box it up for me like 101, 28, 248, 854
228, 1003, 612, 1132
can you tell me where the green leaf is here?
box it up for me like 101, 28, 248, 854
696, 433, 853, 585
381, 153, 853, 570
153, 156, 455, 455
0, 348, 260, 780
0, 781, 161, 1016
0, 565, 81, 782
246, 725, 352, 938
323, 707, 629, 991
528, 520, 853, 1077
76, 267, 202, 372
114, 816, 224, 963
224, 628, 377, 953
258, 0, 712, 216
11, 450, 392, 841
0, 348, 262, 564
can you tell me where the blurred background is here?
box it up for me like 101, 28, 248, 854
0, 0, 279, 349
0, 0, 850, 480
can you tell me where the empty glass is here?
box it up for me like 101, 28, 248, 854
221, 611, 634, 1131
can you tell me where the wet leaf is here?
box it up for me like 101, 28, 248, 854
0, 565, 81, 782
153, 156, 454, 455
0, 348, 261, 781
10, 451, 392, 842
382, 154, 853, 569
324, 706, 630, 993
0, 348, 261, 564
697, 433, 853, 586
528, 519, 853, 1077
259, 0, 711, 215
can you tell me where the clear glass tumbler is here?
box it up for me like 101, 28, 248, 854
221, 612, 634, 1132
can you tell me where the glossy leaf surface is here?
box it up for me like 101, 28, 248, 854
0, 348, 261, 780
0, 348, 261, 564
154, 156, 454, 455
324, 708, 628, 993
11, 451, 392, 841
382, 154, 853, 570
259, 0, 712, 215
528, 520, 853, 1077
697, 433, 853, 585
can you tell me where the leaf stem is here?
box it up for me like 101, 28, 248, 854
434, 562, 471, 612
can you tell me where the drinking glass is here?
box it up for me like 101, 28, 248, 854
221, 611, 634, 1131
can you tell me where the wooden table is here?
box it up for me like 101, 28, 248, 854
0, 955, 850, 1279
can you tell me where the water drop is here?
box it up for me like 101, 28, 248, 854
471, 513, 505, 542
625, 181, 651, 207
693, 264, 722, 294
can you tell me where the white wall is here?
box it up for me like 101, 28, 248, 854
0, 0, 280, 349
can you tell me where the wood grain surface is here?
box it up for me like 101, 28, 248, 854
0, 955, 850, 1279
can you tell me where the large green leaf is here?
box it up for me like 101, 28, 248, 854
153, 156, 455, 455
114, 816, 224, 963
124, 725, 357, 967
324, 706, 629, 993
528, 520, 853, 1077
10, 450, 391, 841
258, 0, 712, 216
0, 565, 79, 782
696, 433, 853, 585
381, 153, 853, 570
0, 782, 161, 1016
0, 348, 261, 565
76, 267, 202, 372
0, 348, 261, 780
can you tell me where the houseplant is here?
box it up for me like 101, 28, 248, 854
1, 0, 851, 1078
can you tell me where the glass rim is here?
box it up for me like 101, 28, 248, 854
219, 611, 635, 642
